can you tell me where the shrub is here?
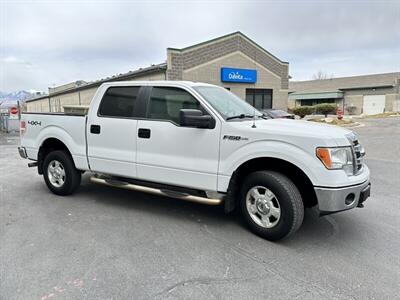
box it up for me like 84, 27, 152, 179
314, 103, 337, 117
292, 106, 315, 118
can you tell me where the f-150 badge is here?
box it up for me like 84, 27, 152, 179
223, 135, 249, 141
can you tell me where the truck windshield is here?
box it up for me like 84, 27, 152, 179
193, 86, 263, 120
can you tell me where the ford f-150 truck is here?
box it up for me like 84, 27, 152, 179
18, 81, 370, 240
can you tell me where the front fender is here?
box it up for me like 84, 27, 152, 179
218, 140, 322, 191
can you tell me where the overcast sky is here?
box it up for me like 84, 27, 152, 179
1, 0, 399, 92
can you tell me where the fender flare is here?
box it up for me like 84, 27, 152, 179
219, 140, 321, 186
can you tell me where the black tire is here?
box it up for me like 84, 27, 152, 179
240, 171, 304, 241
43, 150, 81, 196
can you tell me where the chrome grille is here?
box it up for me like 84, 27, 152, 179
352, 139, 365, 174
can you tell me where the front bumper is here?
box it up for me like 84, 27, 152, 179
315, 181, 371, 215
18, 146, 27, 159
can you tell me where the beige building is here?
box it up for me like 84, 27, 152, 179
26, 32, 290, 112
289, 72, 400, 115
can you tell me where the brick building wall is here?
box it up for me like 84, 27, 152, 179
167, 33, 289, 90
182, 51, 288, 110
167, 32, 289, 109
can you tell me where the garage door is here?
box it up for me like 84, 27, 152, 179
363, 95, 385, 115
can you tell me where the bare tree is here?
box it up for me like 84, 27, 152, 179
312, 71, 334, 80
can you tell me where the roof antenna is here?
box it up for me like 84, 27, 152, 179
252, 106, 257, 128
251, 46, 257, 129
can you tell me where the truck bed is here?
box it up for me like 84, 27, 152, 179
20, 112, 89, 170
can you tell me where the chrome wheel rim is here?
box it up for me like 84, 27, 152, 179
246, 186, 281, 229
47, 160, 66, 188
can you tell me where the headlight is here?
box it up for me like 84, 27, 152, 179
316, 147, 354, 175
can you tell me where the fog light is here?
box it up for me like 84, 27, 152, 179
345, 193, 355, 205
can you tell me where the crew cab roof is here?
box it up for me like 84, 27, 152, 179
99, 81, 217, 88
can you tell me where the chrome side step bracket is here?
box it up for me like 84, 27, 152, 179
90, 176, 223, 206
28, 162, 38, 168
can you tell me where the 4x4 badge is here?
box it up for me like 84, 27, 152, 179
28, 120, 42, 126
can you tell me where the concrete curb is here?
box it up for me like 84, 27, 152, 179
344, 122, 365, 128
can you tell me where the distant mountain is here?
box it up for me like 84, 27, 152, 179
0, 90, 46, 103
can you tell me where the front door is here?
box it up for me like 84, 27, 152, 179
136, 86, 221, 190
87, 86, 141, 178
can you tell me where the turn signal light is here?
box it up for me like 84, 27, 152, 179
316, 148, 332, 169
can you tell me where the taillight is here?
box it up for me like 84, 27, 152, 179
20, 121, 26, 135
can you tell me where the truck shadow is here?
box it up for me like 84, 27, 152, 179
76, 175, 362, 247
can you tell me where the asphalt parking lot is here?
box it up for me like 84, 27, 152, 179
1, 117, 399, 300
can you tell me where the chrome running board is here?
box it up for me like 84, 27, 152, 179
90, 176, 223, 206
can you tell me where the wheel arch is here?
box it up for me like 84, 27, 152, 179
37, 138, 74, 174
225, 157, 318, 213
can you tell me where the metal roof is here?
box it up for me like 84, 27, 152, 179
289, 90, 344, 100
290, 72, 400, 93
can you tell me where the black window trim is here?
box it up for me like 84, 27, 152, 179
142, 85, 216, 128
97, 85, 148, 119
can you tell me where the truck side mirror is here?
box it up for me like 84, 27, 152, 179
179, 109, 215, 129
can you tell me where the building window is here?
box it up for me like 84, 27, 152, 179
300, 99, 336, 106
245, 89, 272, 109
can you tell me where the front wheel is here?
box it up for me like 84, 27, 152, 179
43, 150, 81, 196
240, 171, 304, 241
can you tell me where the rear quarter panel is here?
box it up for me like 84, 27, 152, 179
20, 113, 88, 170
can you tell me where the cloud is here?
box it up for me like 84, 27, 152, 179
1, 0, 399, 91
1, 56, 32, 67
291, 47, 400, 80
2, 56, 20, 63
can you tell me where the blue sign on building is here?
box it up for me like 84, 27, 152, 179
221, 67, 257, 83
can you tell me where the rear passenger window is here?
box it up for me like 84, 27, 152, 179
99, 87, 139, 117
147, 87, 202, 124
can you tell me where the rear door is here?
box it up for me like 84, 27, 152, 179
87, 86, 144, 177
136, 86, 221, 190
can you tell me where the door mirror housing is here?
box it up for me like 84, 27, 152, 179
179, 109, 215, 129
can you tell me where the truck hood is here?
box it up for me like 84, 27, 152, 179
229, 119, 354, 147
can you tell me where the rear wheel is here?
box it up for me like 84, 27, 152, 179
43, 150, 81, 195
240, 171, 304, 241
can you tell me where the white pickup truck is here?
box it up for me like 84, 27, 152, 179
19, 81, 370, 240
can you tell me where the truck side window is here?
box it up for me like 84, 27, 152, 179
147, 87, 204, 124
98, 87, 139, 118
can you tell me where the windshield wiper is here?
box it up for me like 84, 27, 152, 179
226, 114, 255, 121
